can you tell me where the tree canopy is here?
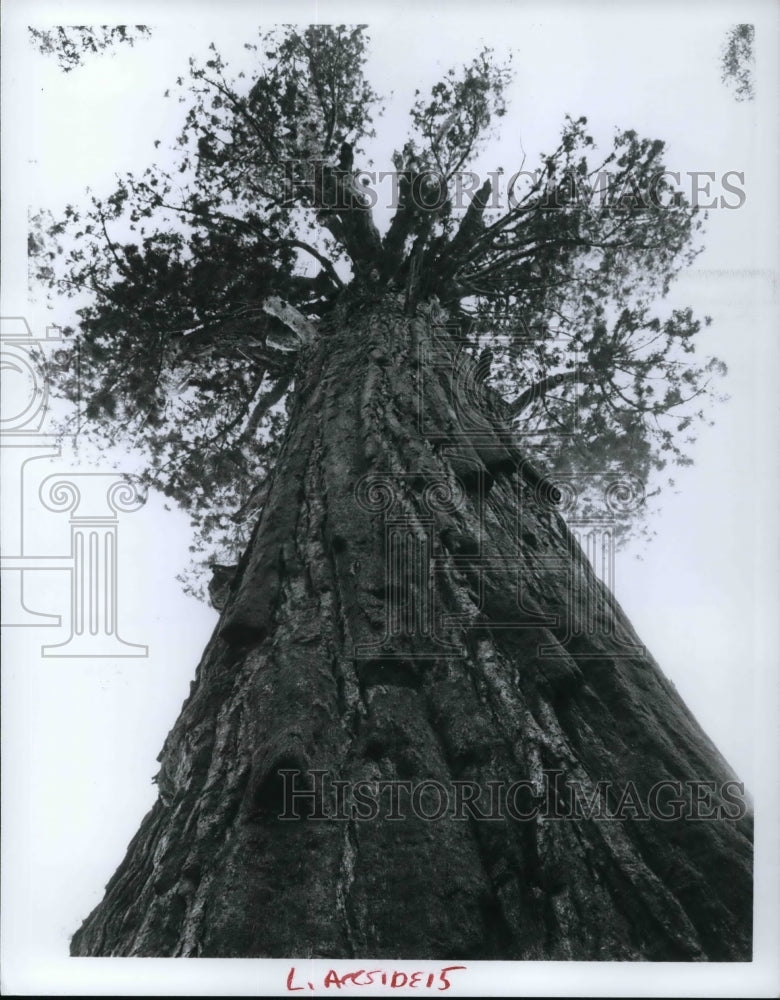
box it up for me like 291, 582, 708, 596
720, 24, 755, 102
31, 24, 726, 594
28, 25, 151, 73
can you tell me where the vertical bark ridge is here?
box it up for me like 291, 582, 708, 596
71, 294, 752, 960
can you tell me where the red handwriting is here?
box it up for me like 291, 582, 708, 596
286, 965, 467, 992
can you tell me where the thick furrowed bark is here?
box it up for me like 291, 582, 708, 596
71, 294, 751, 960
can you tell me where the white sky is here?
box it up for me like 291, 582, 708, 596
2, 1, 779, 996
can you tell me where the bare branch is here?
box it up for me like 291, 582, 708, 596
262, 296, 318, 349
239, 373, 292, 444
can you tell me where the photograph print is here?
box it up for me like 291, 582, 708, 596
2, 1, 779, 995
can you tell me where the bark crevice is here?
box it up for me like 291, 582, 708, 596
70, 294, 752, 961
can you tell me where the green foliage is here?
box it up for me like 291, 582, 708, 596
31, 24, 727, 589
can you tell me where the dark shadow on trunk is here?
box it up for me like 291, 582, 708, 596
70, 295, 752, 960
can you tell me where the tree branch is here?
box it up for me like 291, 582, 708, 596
382, 167, 417, 273
508, 369, 590, 418
261, 296, 318, 349
239, 372, 292, 444
312, 162, 383, 272
447, 178, 493, 261
278, 239, 344, 288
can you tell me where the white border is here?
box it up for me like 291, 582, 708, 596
2, 1, 779, 995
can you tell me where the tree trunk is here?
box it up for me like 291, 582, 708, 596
70, 294, 752, 960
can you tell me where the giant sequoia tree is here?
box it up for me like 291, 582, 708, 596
37, 25, 751, 959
